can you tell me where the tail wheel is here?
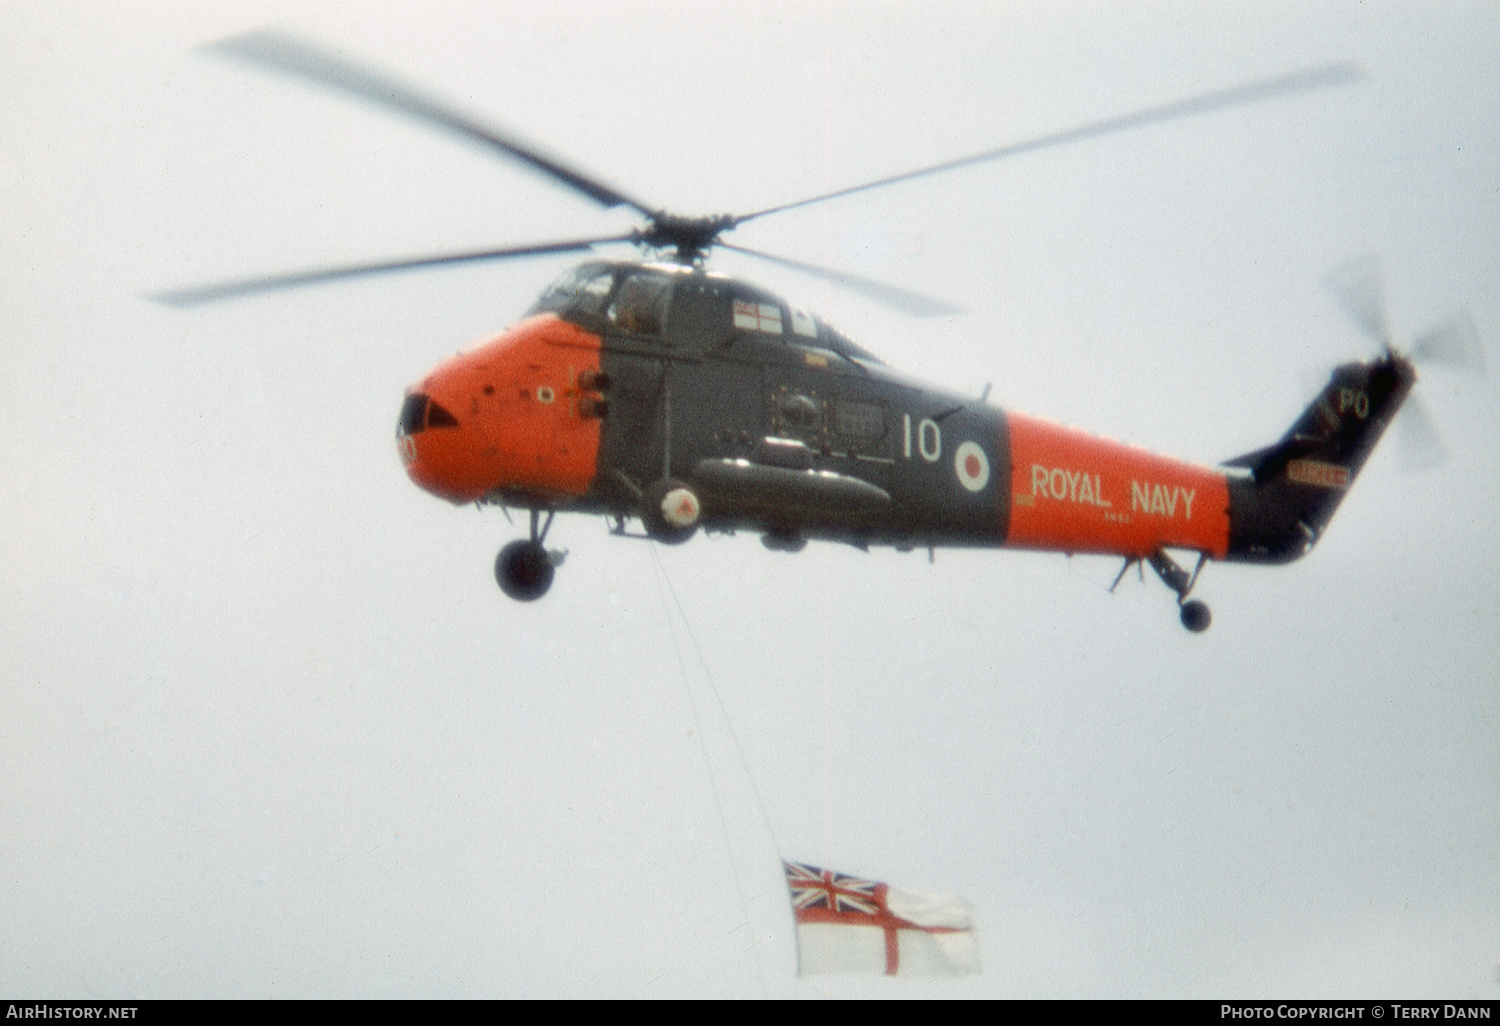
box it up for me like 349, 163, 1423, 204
641, 478, 700, 545
1145, 550, 1212, 632
496, 540, 554, 601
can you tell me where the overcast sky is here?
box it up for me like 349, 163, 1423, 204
4, 0, 1498, 999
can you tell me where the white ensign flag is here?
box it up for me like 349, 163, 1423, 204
784, 861, 980, 977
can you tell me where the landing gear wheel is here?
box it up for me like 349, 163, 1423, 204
1179, 599, 1212, 633
495, 540, 554, 601
640, 478, 700, 545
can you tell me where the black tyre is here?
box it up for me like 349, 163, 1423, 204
495, 540, 554, 601
1180, 599, 1211, 633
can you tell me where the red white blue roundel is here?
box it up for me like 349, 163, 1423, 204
954, 440, 990, 492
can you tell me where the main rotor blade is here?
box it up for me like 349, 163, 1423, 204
721, 243, 965, 318
736, 63, 1363, 225
205, 29, 653, 216
152, 235, 635, 306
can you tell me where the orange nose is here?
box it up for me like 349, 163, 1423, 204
396, 314, 606, 506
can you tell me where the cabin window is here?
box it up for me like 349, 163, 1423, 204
830, 399, 885, 442
772, 388, 824, 447
820, 323, 883, 364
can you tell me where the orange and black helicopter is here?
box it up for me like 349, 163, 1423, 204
161, 31, 1483, 630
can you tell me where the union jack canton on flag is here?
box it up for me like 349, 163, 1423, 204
784, 861, 979, 977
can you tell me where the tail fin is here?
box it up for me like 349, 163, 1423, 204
1224, 351, 1416, 563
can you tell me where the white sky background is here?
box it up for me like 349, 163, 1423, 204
3, 0, 1498, 998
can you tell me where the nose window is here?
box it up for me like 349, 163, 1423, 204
398, 393, 459, 435
426, 400, 459, 429
398, 394, 427, 435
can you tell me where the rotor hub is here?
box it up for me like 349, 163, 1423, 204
634, 213, 740, 263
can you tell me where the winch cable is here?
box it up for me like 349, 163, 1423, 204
647, 541, 786, 994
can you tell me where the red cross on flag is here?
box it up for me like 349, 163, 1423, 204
733, 298, 784, 334
784, 861, 979, 977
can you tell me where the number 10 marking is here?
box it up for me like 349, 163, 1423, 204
902, 413, 942, 463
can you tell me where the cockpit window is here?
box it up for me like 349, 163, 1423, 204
577, 268, 616, 316
528, 262, 617, 318
607, 270, 673, 336
527, 261, 885, 365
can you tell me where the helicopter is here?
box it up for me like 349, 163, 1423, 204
159, 31, 1483, 631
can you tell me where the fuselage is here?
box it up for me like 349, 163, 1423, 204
396, 259, 1412, 566
397, 259, 1243, 561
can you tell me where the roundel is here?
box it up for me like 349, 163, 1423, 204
954, 440, 990, 492
660, 486, 701, 528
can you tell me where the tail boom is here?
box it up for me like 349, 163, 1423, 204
1003, 411, 1231, 559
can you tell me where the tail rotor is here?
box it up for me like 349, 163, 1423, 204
1410, 309, 1485, 376
1326, 256, 1397, 352
1324, 257, 1485, 467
